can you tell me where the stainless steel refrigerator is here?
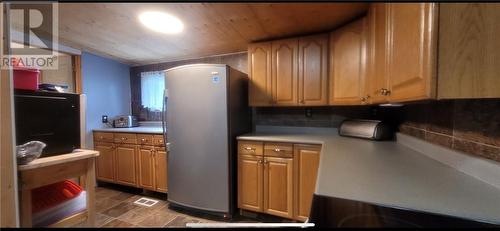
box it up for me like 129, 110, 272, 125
162, 64, 250, 218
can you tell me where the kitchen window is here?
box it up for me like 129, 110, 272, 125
141, 71, 165, 111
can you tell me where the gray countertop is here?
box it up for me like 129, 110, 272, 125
237, 131, 500, 224
93, 126, 163, 134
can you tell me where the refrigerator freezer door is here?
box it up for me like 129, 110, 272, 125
165, 64, 230, 213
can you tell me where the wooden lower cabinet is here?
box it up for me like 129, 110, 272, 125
138, 146, 155, 190
93, 132, 167, 193
238, 141, 321, 221
263, 156, 294, 219
94, 142, 115, 182
154, 149, 168, 193
114, 144, 137, 187
293, 144, 321, 221
238, 154, 264, 212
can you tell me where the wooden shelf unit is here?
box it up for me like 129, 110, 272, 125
17, 149, 99, 228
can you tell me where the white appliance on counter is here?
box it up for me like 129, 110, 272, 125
162, 64, 251, 218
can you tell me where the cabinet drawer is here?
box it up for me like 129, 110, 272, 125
153, 135, 165, 147
238, 141, 263, 156
137, 134, 154, 146
113, 133, 137, 144
94, 132, 114, 143
264, 142, 293, 158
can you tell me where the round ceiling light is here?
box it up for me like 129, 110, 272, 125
139, 11, 183, 34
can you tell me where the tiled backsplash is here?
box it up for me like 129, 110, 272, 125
398, 99, 500, 162
253, 106, 373, 128
254, 99, 500, 163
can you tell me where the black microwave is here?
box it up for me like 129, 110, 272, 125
14, 90, 81, 158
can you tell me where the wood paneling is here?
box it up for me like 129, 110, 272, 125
366, 4, 389, 104
299, 34, 329, 106
1, 5, 19, 225
438, 3, 500, 99
94, 142, 115, 182
72, 55, 82, 94
114, 144, 137, 187
55, 3, 368, 65
138, 146, 155, 190
329, 18, 368, 105
387, 3, 437, 102
263, 156, 294, 219
238, 154, 264, 212
293, 144, 321, 221
272, 38, 298, 106
155, 149, 168, 193
249, 42, 273, 106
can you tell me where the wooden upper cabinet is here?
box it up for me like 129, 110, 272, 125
272, 38, 299, 106
437, 4, 500, 99
248, 42, 272, 106
94, 142, 115, 182
366, 4, 389, 104
293, 144, 321, 222
329, 18, 368, 105
299, 34, 329, 106
263, 156, 294, 219
387, 3, 437, 102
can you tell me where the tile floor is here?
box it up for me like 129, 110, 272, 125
73, 183, 290, 228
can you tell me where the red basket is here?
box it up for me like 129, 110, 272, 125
13, 67, 40, 90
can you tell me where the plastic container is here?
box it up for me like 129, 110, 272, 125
13, 67, 40, 90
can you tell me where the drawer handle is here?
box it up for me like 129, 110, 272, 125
121, 137, 127, 140
141, 138, 147, 142
100, 136, 104, 140
244, 147, 256, 151
274, 148, 282, 152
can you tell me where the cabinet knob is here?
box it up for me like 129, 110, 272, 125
380, 88, 391, 96
141, 138, 147, 142
244, 147, 255, 151
99, 136, 104, 140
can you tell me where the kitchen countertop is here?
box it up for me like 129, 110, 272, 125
237, 129, 500, 224
93, 126, 163, 134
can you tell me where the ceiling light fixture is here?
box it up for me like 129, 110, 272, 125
139, 11, 183, 34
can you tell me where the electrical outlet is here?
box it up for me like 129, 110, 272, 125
305, 109, 312, 118
102, 115, 108, 123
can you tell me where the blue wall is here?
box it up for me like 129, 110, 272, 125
82, 52, 131, 148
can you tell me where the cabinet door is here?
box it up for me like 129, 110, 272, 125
138, 146, 155, 190
115, 144, 137, 187
366, 4, 390, 104
272, 38, 298, 106
238, 154, 264, 212
248, 42, 273, 106
155, 149, 168, 193
387, 3, 437, 102
94, 142, 115, 182
263, 157, 294, 219
293, 144, 321, 221
437, 4, 500, 99
299, 34, 329, 106
329, 18, 368, 105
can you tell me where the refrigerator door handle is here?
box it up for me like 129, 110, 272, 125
162, 89, 168, 146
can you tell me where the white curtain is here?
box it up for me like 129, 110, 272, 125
141, 71, 165, 111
